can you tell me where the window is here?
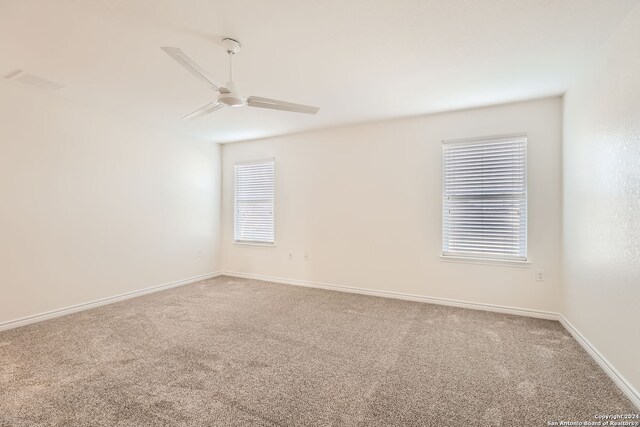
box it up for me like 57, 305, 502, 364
442, 135, 527, 261
234, 159, 275, 245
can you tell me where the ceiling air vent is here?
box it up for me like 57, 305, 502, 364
4, 70, 66, 91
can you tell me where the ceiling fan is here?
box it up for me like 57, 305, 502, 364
161, 38, 319, 120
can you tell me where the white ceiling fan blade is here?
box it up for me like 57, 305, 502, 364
246, 96, 319, 115
182, 102, 223, 120
161, 47, 220, 91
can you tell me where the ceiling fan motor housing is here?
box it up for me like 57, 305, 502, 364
218, 81, 244, 107
219, 92, 244, 107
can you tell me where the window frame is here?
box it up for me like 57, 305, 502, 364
233, 158, 276, 246
441, 134, 528, 263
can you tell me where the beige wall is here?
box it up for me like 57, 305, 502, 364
0, 81, 222, 324
563, 3, 640, 393
222, 97, 563, 313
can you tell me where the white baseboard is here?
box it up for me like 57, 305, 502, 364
559, 315, 640, 410
222, 270, 640, 410
0, 271, 222, 332
221, 271, 559, 320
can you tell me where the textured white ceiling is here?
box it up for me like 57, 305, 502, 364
1, 0, 638, 143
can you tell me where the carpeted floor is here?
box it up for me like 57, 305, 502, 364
0, 276, 635, 426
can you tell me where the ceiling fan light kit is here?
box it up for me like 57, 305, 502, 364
161, 37, 319, 120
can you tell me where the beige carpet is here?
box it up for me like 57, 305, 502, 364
0, 276, 635, 426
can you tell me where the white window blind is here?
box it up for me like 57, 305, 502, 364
442, 135, 527, 261
234, 160, 275, 244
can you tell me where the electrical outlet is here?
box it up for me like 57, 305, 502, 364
304, 253, 309, 262
289, 252, 293, 260
197, 251, 202, 258
536, 270, 545, 282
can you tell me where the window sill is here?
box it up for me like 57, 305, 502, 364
233, 241, 276, 248
439, 255, 531, 268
